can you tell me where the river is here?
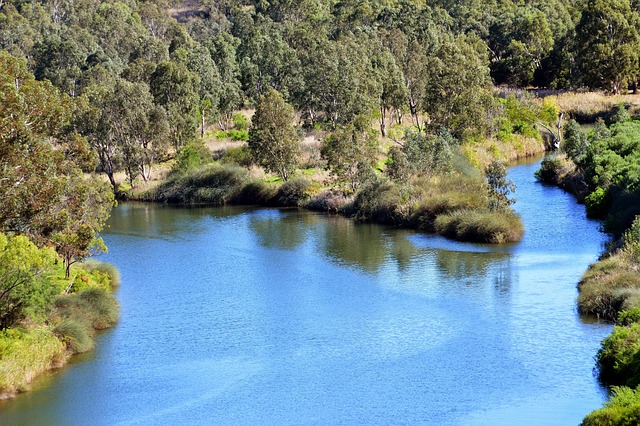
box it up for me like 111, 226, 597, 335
0, 158, 612, 425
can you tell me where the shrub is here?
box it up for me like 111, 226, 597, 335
53, 319, 94, 354
275, 178, 311, 207
0, 327, 65, 393
305, 191, 350, 212
535, 155, 565, 184
434, 209, 523, 243
597, 323, 640, 387
78, 287, 119, 330
221, 145, 252, 166
620, 309, 640, 326
585, 187, 610, 218
578, 256, 640, 321
173, 141, 212, 174
231, 181, 277, 205
152, 164, 249, 205
582, 386, 640, 426
352, 180, 405, 225
228, 129, 249, 141
232, 112, 249, 131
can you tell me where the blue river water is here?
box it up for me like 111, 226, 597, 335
0, 158, 612, 425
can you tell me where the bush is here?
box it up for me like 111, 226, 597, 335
221, 145, 252, 166
305, 191, 350, 212
0, 327, 65, 394
52, 287, 119, 354
275, 178, 311, 207
597, 323, 640, 387
53, 319, 94, 354
434, 209, 523, 243
582, 386, 640, 426
231, 181, 277, 205
578, 265, 640, 321
173, 141, 212, 174
352, 180, 406, 225
232, 112, 249, 131
151, 164, 249, 205
620, 309, 640, 326
585, 187, 610, 218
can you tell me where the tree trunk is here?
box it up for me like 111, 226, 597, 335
379, 106, 387, 137
201, 110, 206, 139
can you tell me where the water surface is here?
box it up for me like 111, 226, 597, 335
1, 159, 611, 425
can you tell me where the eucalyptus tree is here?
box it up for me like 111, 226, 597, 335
150, 59, 200, 149
321, 119, 379, 192
248, 89, 300, 181
423, 34, 494, 138
297, 35, 379, 128
574, 0, 640, 94
186, 44, 222, 138
0, 51, 114, 276
372, 47, 408, 137
237, 17, 302, 102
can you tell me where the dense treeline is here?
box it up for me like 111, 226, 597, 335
2, 0, 640, 191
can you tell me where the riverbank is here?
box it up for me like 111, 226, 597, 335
534, 115, 640, 423
0, 261, 119, 399
124, 135, 542, 244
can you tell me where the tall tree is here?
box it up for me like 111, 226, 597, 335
0, 52, 114, 268
321, 119, 379, 192
248, 89, 300, 181
423, 34, 493, 138
150, 60, 200, 149
574, 0, 640, 94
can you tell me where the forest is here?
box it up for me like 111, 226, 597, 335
2, 0, 640, 422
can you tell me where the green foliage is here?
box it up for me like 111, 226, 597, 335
232, 113, 249, 131
434, 209, 524, 244
574, 0, 640, 94
578, 254, 640, 321
321, 122, 379, 192
585, 187, 610, 217
422, 34, 494, 138
52, 287, 119, 353
485, 160, 516, 211
248, 89, 300, 181
582, 386, 640, 426
495, 95, 542, 142
610, 104, 631, 125
222, 145, 253, 166
214, 129, 249, 141
619, 309, 640, 326
562, 120, 589, 166
151, 164, 250, 205
173, 141, 212, 174
0, 327, 65, 394
275, 178, 311, 207
622, 216, 640, 262
0, 234, 58, 329
389, 129, 454, 181
597, 322, 640, 387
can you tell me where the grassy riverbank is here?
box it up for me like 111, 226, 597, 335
127, 136, 530, 244
533, 108, 640, 423
0, 260, 119, 399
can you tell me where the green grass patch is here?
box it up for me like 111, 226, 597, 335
434, 209, 523, 244
0, 327, 65, 395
